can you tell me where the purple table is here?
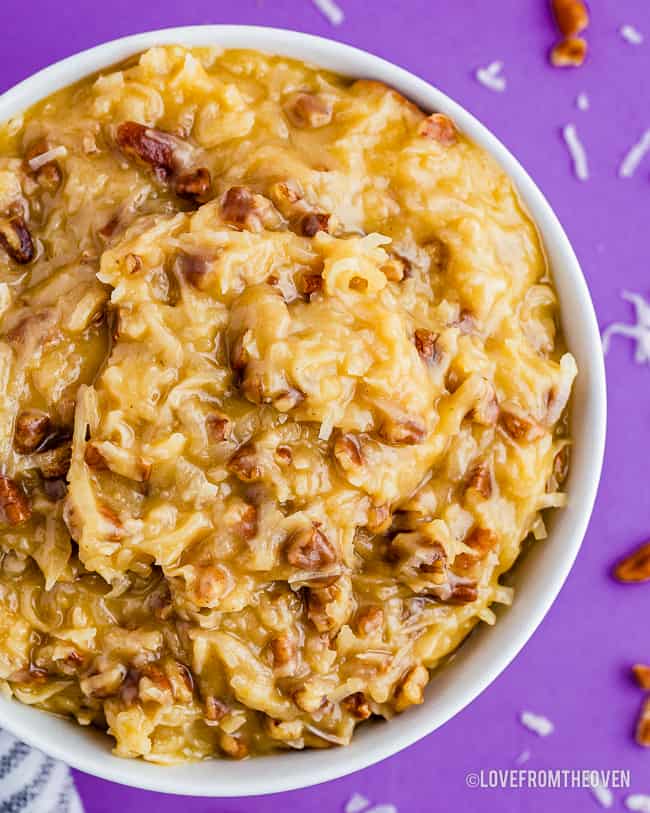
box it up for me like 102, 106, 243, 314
2, 1, 649, 810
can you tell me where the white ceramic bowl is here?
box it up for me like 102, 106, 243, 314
0, 25, 606, 797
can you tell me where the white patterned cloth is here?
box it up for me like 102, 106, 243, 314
0, 730, 83, 813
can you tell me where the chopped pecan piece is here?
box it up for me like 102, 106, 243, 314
394, 665, 429, 712
550, 37, 587, 67
419, 113, 458, 145
220, 186, 280, 231
378, 414, 426, 445
298, 272, 323, 296
227, 443, 263, 482
354, 605, 384, 637
84, 442, 108, 469
551, 0, 589, 37
194, 564, 230, 607
633, 665, 650, 691
333, 432, 363, 469
444, 582, 479, 604
613, 542, 650, 583
205, 696, 229, 723
124, 253, 142, 274
43, 478, 67, 501
366, 502, 391, 534
236, 502, 258, 541
286, 524, 337, 570
174, 167, 211, 201
219, 733, 248, 759
637, 697, 650, 747
115, 121, 175, 180
466, 527, 497, 556
13, 410, 51, 454
284, 92, 333, 128
500, 410, 544, 441
0, 476, 31, 525
25, 138, 63, 191
205, 412, 231, 442
390, 533, 447, 582
275, 444, 293, 465
342, 692, 371, 720
36, 441, 71, 479
381, 257, 406, 282
300, 212, 330, 237
465, 461, 492, 499
273, 387, 305, 412
176, 252, 210, 289
414, 328, 440, 364
0, 215, 34, 264
269, 634, 297, 676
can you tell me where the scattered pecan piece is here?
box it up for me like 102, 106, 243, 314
419, 113, 458, 145
84, 442, 108, 470
219, 733, 248, 759
115, 121, 175, 180
0, 476, 31, 525
550, 37, 587, 67
286, 525, 337, 570
174, 167, 211, 201
205, 696, 229, 723
551, 0, 589, 37
43, 478, 67, 501
613, 542, 650, 583
414, 329, 440, 364
381, 257, 406, 282
633, 665, 650, 691
378, 414, 426, 445
25, 138, 63, 191
176, 252, 210, 289
220, 186, 279, 231
342, 692, 371, 720
394, 665, 429, 712
354, 605, 384, 637
500, 410, 544, 442
227, 443, 263, 482
284, 92, 333, 128
444, 582, 479, 604
0, 215, 34, 264
205, 412, 231, 442
275, 444, 293, 465
13, 410, 51, 454
366, 502, 391, 534
637, 697, 650, 747
36, 441, 71, 479
236, 502, 258, 541
124, 253, 142, 274
465, 461, 492, 499
273, 387, 305, 412
300, 212, 330, 237
298, 272, 323, 296
269, 634, 297, 676
194, 564, 231, 607
333, 432, 364, 469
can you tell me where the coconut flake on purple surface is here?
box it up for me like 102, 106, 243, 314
620, 25, 644, 45
619, 130, 650, 178
475, 61, 506, 92
576, 92, 590, 111
312, 0, 344, 26
591, 782, 614, 809
563, 124, 589, 181
345, 793, 370, 813
626, 795, 650, 812
515, 749, 531, 765
602, 291, 650, 364
519, 711, 554, 736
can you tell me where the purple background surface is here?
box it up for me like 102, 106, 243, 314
1, 1, 649, 811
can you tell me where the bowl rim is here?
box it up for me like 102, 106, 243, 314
0, 24, 607, 797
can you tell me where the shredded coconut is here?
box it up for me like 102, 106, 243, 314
562, 124, 589, 181
27, 145, 68, 171
345, 794, 370, 813
475, 61, 506, 93
520, 711, 554, 736
620, 24, 644, 45
602, 291, 650, 364
591, 782, 614, 809
619, 130, 650, 178
576, 92, 590, 111
370, 807, 397, 813
515, 749, 531, 765
626, 795, 650, 813
312, 0, 344, 25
